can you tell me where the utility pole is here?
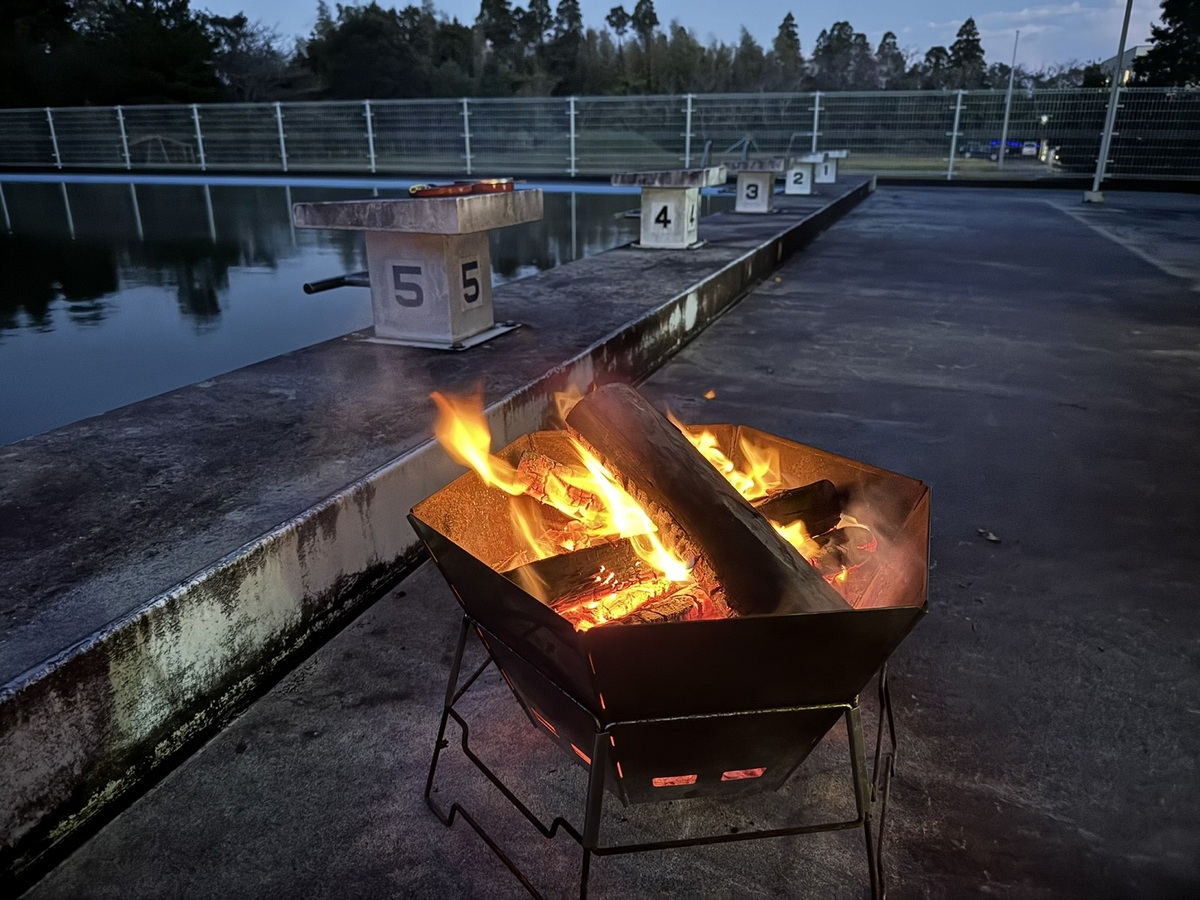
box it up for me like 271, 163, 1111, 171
997, 31, 1019, 169
1085, 0, 1134, 203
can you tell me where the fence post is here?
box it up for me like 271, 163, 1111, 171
191, 104, 207, 171
275, 102, 288, 173
364, 100, 377, 173
116, 106, 132, 170
46, 108, 62, 169
947, 90, 964, 180
810, 91, 821, 153
568, 96, 578, 177
684, 93, 694, 167
461, 98, 472, 176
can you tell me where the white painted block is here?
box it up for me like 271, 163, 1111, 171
784, 163, 815, 195
815, 158, 839, 183
639, 187, 700, 249
365, 230, 494, 345
734, 171, 774, 213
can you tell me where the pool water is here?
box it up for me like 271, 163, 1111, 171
0, 180, 729, 445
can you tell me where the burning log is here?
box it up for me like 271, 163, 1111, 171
504, 539, 658, 606
515, 452, 603, 522
809, 523, 878, 580
752, 480, 842, 535
566, 383, 849, 615
613, 584, 712, 625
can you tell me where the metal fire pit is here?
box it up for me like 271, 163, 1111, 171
410, 423, 929, 897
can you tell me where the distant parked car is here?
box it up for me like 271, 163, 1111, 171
959, 139, 1041, 161
959, 141, 999, 161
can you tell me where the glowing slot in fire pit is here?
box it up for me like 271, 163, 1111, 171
721, 768, 767, 781
652, 775, 698, 787
530, 708, 558, 737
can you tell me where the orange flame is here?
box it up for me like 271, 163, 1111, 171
668, 413, 782, 501
431, 391, 523, 496
431, 391, 691, 592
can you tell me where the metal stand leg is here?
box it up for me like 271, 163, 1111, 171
847, 702, 881, 900
423, 616, 895, 899
578, 729, 611, 899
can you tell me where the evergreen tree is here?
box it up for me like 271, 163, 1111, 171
554, 0, 582, 37
0, 0, 75, 106
661, 22, 703, 92
305, 2, 421, 98
769, 12, 803, 88
631, 0, 659, 89
606, 5, 630, 78
921, 45, 951, 90
544, 0, 585, 92
875, 31, 906, 89
68, 0, 224, 104
948, 17, 986, 88
731, 28, 765, 91
810, 21, 863, 90
1135, 0, 1200, 86
477, 0, 517, 51
519, 0, 552, 48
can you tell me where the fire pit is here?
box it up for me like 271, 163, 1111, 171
410, 383, 929, 898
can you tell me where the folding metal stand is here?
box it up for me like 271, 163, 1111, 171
425, 616, 898, 900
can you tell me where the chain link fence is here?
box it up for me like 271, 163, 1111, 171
1, 89, 1197, 180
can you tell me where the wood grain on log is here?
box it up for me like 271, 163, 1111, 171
566, 383, 849, 615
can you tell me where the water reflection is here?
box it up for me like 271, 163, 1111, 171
0, 180, 729, 445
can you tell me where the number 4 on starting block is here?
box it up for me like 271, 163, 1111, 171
611, 167, 727, 250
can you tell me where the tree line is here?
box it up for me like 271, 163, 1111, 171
2, 0, 1196, 109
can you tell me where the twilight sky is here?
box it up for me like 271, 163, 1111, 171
199, 0, 1163, 71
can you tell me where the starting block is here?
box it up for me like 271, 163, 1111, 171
785, 153, 826, 196
726, 158, 787, 213
293, 190, 543, 350
815, 150, 849, 184
611, 167, 726, 249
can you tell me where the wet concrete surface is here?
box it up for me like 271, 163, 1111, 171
22, 188, 1200, 898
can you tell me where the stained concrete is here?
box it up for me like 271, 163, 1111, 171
291, 189, 544, 234
17, 187, 1200, 898
0, 180, 872, 882
611, 168, 726, 188
726, 158, 788, 173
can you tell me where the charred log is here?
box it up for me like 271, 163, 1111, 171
613, 585, 710, 625
752, 480, 842, 535
566, 383, 849, 615
504, 539, 657, 607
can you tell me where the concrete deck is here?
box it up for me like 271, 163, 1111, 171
16, 186, 1200, 897
1, 180, 872, 882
